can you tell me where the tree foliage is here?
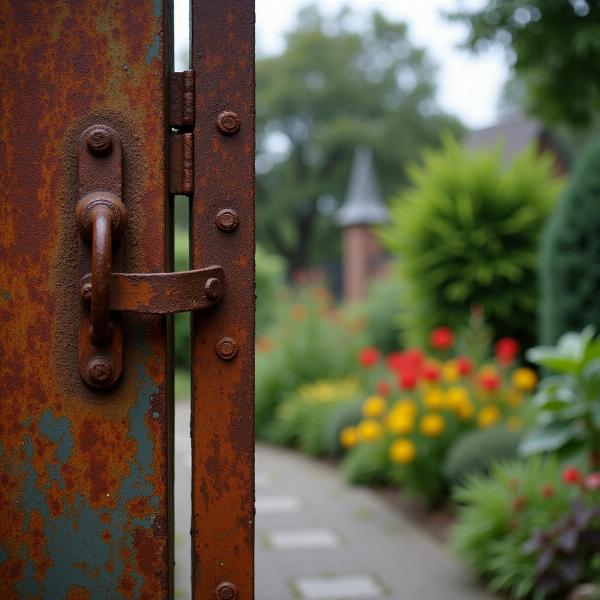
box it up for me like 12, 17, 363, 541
256, 5, 462, 272
448, 0, 600, 126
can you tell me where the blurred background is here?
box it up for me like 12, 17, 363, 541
173, 2, 600, 599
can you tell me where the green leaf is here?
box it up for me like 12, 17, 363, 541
519, 422, 583, 456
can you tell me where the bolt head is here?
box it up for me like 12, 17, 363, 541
216, 111, 241, 135
86, 356, 115, 388
86, 126, 113, 155
216, 582, 238, 600
215, 337, 238, 361
205, 277, 223, 301
215, 208, 239, 232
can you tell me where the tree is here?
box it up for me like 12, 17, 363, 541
448, 1, 600, 126
256, 6, 462, 273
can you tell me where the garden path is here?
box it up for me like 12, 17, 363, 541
174, 403, 496, 599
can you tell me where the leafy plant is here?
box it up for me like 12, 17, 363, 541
342, 438, 390, 486
450, 457, 572, 599
380, 135, 560, 348
322, 398, 364, 457
523, 327, 600, 461
523, 500, 600, 598
540, 140, 600, 345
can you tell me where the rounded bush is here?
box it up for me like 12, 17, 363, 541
380, 135, 560, 348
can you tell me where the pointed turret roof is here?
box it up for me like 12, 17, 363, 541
336, 146, 388, 227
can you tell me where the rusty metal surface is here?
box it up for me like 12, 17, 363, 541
80, 266, 225, 314
169, 70, 195, 129
0, 0, 174, 597
169, 132, 194, 195
190, 0, 256, 598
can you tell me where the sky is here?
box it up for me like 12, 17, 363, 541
174, 0, 509, 129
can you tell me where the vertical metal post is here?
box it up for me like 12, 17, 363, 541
190, 1, 256, 598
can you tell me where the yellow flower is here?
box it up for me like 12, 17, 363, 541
443, 360, 460, 383
424, 388, 445, 410
389, 439, 416, 464
511, 368, 538, 392
358, 419, 383, 441
446, 386, 469, 410
419, 413, 445, 437
387, 410, 415, 435
362, 395, 386, 418
506, 416, 522, 431
340, 426, 358, 448
477, 405, 501, 428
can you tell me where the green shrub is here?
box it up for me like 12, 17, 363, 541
322, 398, 364, 457
342, 439, 390, 486
255, 288, 368, 436
342, 278, 404, 353
269, 379, 362, 456
380, 135, 560, 348
540, 140, 600, 345
443, 426, 522, 485
255, 244, 285, 335
450, 457, 571, 599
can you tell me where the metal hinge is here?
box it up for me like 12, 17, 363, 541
169, 70, 195, 195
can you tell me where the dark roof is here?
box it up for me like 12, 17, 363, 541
336, 146, 388, 227
465, 114, 543, 165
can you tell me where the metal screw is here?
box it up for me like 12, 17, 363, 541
215, 208, 239, 232
216, 582, 238, 600
205, 277, 224, 301
216, 111, 241, 135
86, 356, 115, 388
80, 282, 92, 304
215, 337, 238, 361
86, 126, 113, 155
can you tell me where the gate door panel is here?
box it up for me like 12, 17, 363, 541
0, 0, 255, 597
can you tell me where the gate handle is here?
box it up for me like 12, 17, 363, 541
76, 191, 127, 346
76, 123, 225, 390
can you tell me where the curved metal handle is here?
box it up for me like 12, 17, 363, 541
90, 205, 113, 345
76, 190, 127, 348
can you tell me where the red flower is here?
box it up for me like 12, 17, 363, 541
430, 327, 454, 351
495, 337, 520, 365
422, 363, 441, 382
479, 372, 501, 391
404, 348, 425, 367
511, 495, 526, 511
375, 380, 391, 396
359, 347, 380, 368
387, 352, 404, 372
562, 466, 582, 484
398, 371, 418, 390
455, 356, 473, 376
585, 472, 600, 491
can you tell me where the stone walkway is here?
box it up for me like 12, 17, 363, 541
174, 404, 496, 599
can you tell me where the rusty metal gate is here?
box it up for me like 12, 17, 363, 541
0, 1, 255, 598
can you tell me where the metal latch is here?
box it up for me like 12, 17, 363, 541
76, 123, 223, 390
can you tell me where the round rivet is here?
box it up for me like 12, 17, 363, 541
216, 110, 241, 135
216, 582, 238, 600
86, 356, 115, 388
216, 337, 238, 361
215, 208, 239, 232
205, 277, 224, 301
80, 282, 92, 304
86, 126, 113, 155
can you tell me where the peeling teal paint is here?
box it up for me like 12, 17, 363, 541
145, 34, 160, 64
153, 0, 162, 17
1, 290, 9, 301
16, 337, 162, 597
0, 546, 7, 562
